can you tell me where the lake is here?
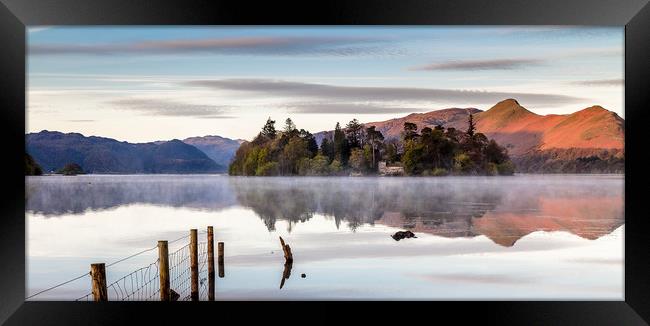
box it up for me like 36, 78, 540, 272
25, 174, 624, 300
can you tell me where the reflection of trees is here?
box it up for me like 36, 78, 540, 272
231, 177, 504, 233
232, 182, 317, 232
28, 175, 625, 244
231, 176, 623, 243
396, 187, 502, 238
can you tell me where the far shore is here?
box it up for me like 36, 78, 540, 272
26, 173, 625, 177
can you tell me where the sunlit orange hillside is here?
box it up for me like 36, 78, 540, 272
313, 98, 624, 173
334, 98, 624, 173
466, 99, 625, 156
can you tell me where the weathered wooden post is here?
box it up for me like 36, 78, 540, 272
217, 242, 225, 278
90, 263, 108, 301
207, 226, 215, 301
279, 236, 293, 263
278, 237, 294, 289
190, 229, 199, 301
158, 240, 170, 301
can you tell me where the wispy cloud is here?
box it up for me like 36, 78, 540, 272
283, 102, 423, 115
564, 48, 622, 58
185, 79, 583, 109
409, 58, 544, 71
110, 98, 233, 118
408, 47, 621, 72
570, 78, 623, 86
29, 36, 392, 56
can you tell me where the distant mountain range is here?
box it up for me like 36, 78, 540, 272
25, 131, 240, 174
313, 107, 482, 145
316, 99, 625, 173
26, 99, 624, 174
182, 135, 244, 168
468, 99, 624, 173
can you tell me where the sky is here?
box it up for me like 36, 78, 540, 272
27, 26, 624, 143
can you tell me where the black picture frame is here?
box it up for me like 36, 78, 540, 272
1, 0, 649, 324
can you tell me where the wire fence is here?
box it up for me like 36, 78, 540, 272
168, 242, 192, 301
197, 242, 209, 301
29, 230, 214, 301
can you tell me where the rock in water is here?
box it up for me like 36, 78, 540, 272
301, 273, 306, 278
391, 230, 417, 241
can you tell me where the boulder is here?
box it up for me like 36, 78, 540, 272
391, 230, 417, 241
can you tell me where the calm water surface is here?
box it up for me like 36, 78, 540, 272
26, 174, 624, 300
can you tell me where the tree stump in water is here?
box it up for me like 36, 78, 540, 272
279, 236, 293, 263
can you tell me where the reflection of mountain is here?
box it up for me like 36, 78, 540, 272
473, 197, 624, 246
379, 195, 624, 247
25, 176, 238, 216
230, 177, 623, 245
26, 176, 624, 246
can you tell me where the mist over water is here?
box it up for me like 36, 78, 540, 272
26, 174, 624, 300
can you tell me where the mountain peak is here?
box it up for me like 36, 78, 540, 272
569, 105, 622, 121
501, 98, 520, 106
477, 99, 539, 130
472, 100, 624, 156
485, 98, 534, 114
182, 135, 244, 167
579, 105, 608, 114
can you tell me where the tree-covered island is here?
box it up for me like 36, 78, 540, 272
229, 115, 514, 176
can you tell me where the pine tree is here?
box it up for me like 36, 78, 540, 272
345, 118, 364, 148
333, 122, 350, 164
284, 118, 296, 134
467, 114, 476, 137
261, 117, 277, 139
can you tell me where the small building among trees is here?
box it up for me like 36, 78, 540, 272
378, 161, 405, 176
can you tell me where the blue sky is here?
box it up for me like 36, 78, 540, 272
27, 26, 623, 142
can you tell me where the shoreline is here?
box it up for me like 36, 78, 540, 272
26, 173, 625, 177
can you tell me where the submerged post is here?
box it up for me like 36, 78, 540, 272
207, 226, 215, 301
218, 242, 225, 278
190, 229, 199, 301
90, 263, 108, 301
279, 236, 293, 263
158, 240, 170, 301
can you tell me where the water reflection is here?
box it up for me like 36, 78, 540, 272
230, 176, 623, 246
25, 175, 237, 215
26, 175, 624, 247
280, 262, 292, 289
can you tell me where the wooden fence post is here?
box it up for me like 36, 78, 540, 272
90, 263, 108, 301
190, 229, 199, 301
279, 236, 293, 263
218, 242, 225, 278
207, 226, 215, 301
158, 240, 170, 301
